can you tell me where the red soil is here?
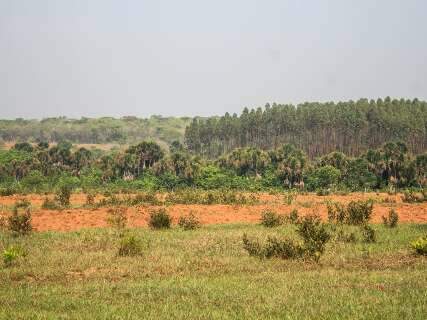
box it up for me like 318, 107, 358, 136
1, 193, 426, 232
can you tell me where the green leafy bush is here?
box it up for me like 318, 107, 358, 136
3, 245, 25, 267
8, 201, 32, 235
55, 185, 72, 207
178, 212, 201, 230
401, 190, 425, 203
106, 207, 128, 231
242, 234, 303, 260
296, 214, 331, 261
118, 235, 144, 256
410, 236, 427, 255
41, 197, 61, 210
361, 225, 376, 243
260, 210, 284, 228
327, 200, 373, 225
288, 209, 299, 224
382, 209, 399, 228
148, 208, 172, 229
346, 201, 374, 225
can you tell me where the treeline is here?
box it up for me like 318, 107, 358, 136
0, 116, 191, 146
185, 97, 427, 158
0, 139, 426, 194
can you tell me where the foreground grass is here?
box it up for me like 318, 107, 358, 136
0, 223, 426, 319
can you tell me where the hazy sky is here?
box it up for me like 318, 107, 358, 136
1, 0, 426, 119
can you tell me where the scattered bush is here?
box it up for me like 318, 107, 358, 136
288, 209, 299, 224
296, 214, 331, 261
55, 185, 72, 207
148, 208, 172, 229
178, 212, 201, 230
244, 213, 330, 262
85, 191, 96, 206
401, 190, 425, 203
8, 201, 32, 235
2, 245, 25, 267
346, 201, 373, 225
361, 225, 376, 243
335, 228, 357, 243
283, 192, 297, 205
118, 234, 144, 256
327, 200, 373, 225
410, 236, 427, 255
107, 207, 128, 231
242, 234, 303, 260
41, 197, 61, 210
316, 189, 331, 196
0, 186, 17, 196
382, 209, 399, 228
260, 210, 284, 228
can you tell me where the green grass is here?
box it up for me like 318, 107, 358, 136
1, 223, 426, 319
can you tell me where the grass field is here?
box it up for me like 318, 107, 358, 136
1, 221, 426, 319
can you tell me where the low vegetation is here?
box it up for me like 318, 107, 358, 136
148, 208, 172, 230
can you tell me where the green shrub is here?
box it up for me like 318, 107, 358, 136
382, 209, 399, 228
288, 209, 299, 224
283, 192, 296, 205
178, 212, 201, 230
401, 190, 425, 203
107, 207, 128, 231
327, 200, 373, 225
260, 210, 284, 228
316, 189, 331, 196
118, 235, 143, 256
296, 214, 331, 261
148, 208, 172, 229
3, 245, 25, 267
41, 197, 61, 210
361, 225, 376, 243
346, 201, 373, 225
335, 228, 357, 243
410, 236, 427, 255
85, 191, 96, 206
55, 185, 72, 207
8, 202, 32, 235
0, 186, 17, 196
242, 234, 303, 260
326, 201, 346, 223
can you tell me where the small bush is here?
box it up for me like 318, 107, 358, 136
118, 235, 143, 256
401, 190, 425, 203
335, 228, 357, 243
178, 212, 201, 230
3, 245, 25, 267
8, 201, 32, 235
316, 189, 331, 196
296, 214, 331, 261
107, 207, 128, 231
410, 236, 427, 255
382, 209, 399, 228
260, 210, 284, 228
346, 201, 373, 225
288, 209, 299, 224
283, 192, 297, 205
361, 225, 376, 243
55, 185, 72, 207
327, 200, 373, 225
85, 191, 96, 206
148, 208, 172, 229
0, 186, 17, 196
41, 197, 61, 210
242, 234, 303, 260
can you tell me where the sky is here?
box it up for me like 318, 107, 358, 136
1, 0, 426, 119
